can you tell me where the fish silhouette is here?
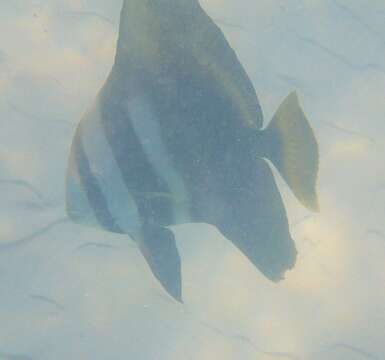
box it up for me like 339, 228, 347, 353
66, 0, 319, 302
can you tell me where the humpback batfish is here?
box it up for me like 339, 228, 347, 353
66, 0, 319, 302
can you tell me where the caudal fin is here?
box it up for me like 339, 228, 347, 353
138, 225, 183, 302
261, 92, 319, 212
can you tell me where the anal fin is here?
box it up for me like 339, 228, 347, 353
214, 158, 297, 282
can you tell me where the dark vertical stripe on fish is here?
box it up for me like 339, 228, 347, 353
74, 128, 123, 233
99, 83, 174, 226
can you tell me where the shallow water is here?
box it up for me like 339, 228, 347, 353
0, 1, 384, 359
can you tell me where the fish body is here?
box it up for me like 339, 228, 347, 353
66, 0, 319, 301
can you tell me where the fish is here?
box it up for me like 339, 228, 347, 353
66, 0, 319, 302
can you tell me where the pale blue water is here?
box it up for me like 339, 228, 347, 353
0, 1, 384, 359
